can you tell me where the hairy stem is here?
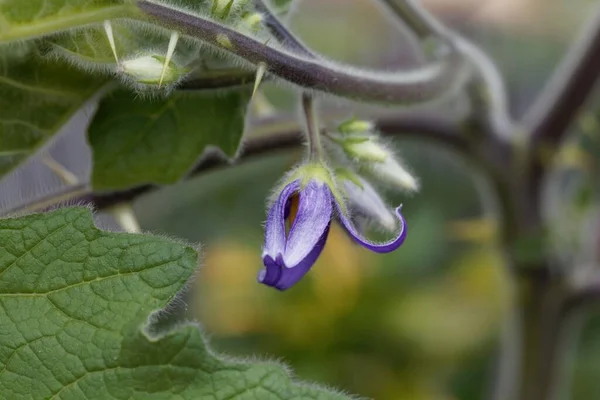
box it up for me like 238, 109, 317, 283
301, 93, 323, 161
136, 0, 468, 104
253, 0, 315, 58
378, 0, 514, 140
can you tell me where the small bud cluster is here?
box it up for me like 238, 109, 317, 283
46, 0, 267, 93
320, 117, 419, 233
208, 0, 266, 35
327, 118, 420, 193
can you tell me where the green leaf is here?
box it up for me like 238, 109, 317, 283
46, 21, 145, 67
88, 88, 251, 190
0, 54, 104, 177
0, 0, 135, 43
0, 207, 351, 399
45, 21, 202, 73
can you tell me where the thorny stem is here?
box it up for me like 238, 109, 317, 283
137, 0, 469, 104
253, 0, 315, 58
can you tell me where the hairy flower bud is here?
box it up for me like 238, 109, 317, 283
370, 156, 419, 192
337, 118, 375, 134
119, 55, 188, 85
242, 12, 264, 31
336, 169, 397, 232
211, 0, 239, 19
343, 137, 388, 162
328, 132, 419, 192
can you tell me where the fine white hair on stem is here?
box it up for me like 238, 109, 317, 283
137, 0, 471, 105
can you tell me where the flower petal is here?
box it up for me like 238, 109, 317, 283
283, 180, 333, 267
259, 224, 330, 290
262, 180, 301, 259
336, 204, 407, 253
258, 254, 282, 286
341, 176, 397, 232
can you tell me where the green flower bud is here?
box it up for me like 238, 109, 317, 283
327, 132, 419, 192
337, 118, 375, 134
242, 12, 264, 31
119, 55, 188, 85
343, 137, 388, 162
212, 0, 235, 19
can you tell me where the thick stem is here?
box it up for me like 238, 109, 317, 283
253, 0, 315, 58
525, 4, 600, 191
518, 279, 562, 400
136, 0, 469, 104
516, 277, 584, 400
379, 0, 514, 140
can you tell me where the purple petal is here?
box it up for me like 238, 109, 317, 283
341, 176, 397, 232
258, 255, 282, 286
283, 180, 333, 267
262, 180, 301, 260
259, 224, 331, 291
336, 204, 407, 253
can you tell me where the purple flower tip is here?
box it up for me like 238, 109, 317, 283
259, 179, 408, 291
259, 179, 332, 290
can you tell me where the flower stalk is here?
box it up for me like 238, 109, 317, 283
302, 93, 324, 161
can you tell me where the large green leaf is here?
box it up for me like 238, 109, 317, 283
88, 88, 251, 190
0, 207, 351, 399
45, 20, 203, 72
0, 0, 135, 43
0, 54, 104, 177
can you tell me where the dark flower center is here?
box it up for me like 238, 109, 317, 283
285, 193, 300, 237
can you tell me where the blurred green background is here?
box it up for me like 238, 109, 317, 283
123, 0, 600, 398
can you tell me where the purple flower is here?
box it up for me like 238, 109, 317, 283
259, 178, 407, 290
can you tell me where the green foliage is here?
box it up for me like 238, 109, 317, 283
0, 53, 104, 177
0, 0, 135, 42
46, 21, 154, 68
0, 208, 351, 399
0, 0, 264, 179
45, 21, 202, 74
88, 88, 251, 190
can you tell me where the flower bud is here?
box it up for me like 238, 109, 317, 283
212, 0, 235, 19
328, 132, 419, 192
370, 156, 419, 192
336, 169, 397, 232
337, 118, 375, 134
242, 12, 264, 31
119, 55, 188, 85
343, 137, 388, 162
